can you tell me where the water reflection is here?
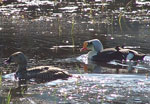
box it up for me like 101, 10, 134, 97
76, 52, 150, 75
82, 60, 139, 74
0, 79, 27, 103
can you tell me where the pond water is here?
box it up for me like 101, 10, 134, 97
1, 0, 150, 104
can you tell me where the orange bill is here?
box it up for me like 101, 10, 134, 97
80, 41, 88, 52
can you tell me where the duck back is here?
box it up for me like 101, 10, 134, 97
92, 48, 125, 62
26, 66, 71, 81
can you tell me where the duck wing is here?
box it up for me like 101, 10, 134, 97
126, 49, 145, 60
26, 66, 71, 81
92, 48, 125, 62
116, 49, 145, 61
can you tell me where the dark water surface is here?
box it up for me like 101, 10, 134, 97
1, 0, 150, 104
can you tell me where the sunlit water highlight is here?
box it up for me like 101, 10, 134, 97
2, 73, 150, 104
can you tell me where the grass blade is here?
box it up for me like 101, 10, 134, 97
71, 16, 75, 52
7, 89, 11, 104
0, 72, 2, 86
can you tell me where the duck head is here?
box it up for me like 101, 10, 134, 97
80, 39, 104, 60
5, 52, 27, 65
80, 39, 104, 52
5, 52, 27, 79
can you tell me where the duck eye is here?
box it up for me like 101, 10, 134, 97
87, 42, 93, 48
88, 42, 92, 45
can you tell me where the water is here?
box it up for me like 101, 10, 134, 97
1, 0, 150, 104
1, 73, 150, 104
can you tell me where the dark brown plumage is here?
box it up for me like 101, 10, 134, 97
5, 52, 71, 81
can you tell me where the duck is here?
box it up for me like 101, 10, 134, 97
4, 52, 72, 81
80, 39, 146, 62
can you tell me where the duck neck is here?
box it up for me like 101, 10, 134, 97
18, 64, 26, 71
16, 64, 27, 79
88, 50, 97, 59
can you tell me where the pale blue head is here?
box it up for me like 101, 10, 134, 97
81, 39, 103, 52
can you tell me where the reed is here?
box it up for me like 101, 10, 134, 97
76, 64, 82, 74
111, 14, 114, 34
52, 88, 57, 104
75, 79, 80, 86
63, 92, 67, 103
6, 89, 11, 104
0, 72, 1, 85
58, 17, 62, 36
118, 0, 134, 32
21, 87, 26, 95
89, 5, 96, 24
71, 16, 75, 52
118, 12, 123, 32
125, 0, 134, 10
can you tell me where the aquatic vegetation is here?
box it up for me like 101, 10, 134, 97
125, 0, 135, 10
62, 90, 67, 103
76, 64, 82, 74
0, 72, 1, 86
118, 12, 123, 32
52, 88, 57, 104
6, 89, 11, 104
21, 87, 26, 95
111, 14, 114, 34
118, 0, 136, 32
89, 6, 95, 24
71, 16, 75, 52
58, 17, 62, 36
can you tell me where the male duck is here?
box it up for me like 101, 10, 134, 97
5, 52, 72, 81
81, 39, 146, 62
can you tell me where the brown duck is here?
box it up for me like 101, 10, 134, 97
80, 39, 146, 62
5, 52, 72, 81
